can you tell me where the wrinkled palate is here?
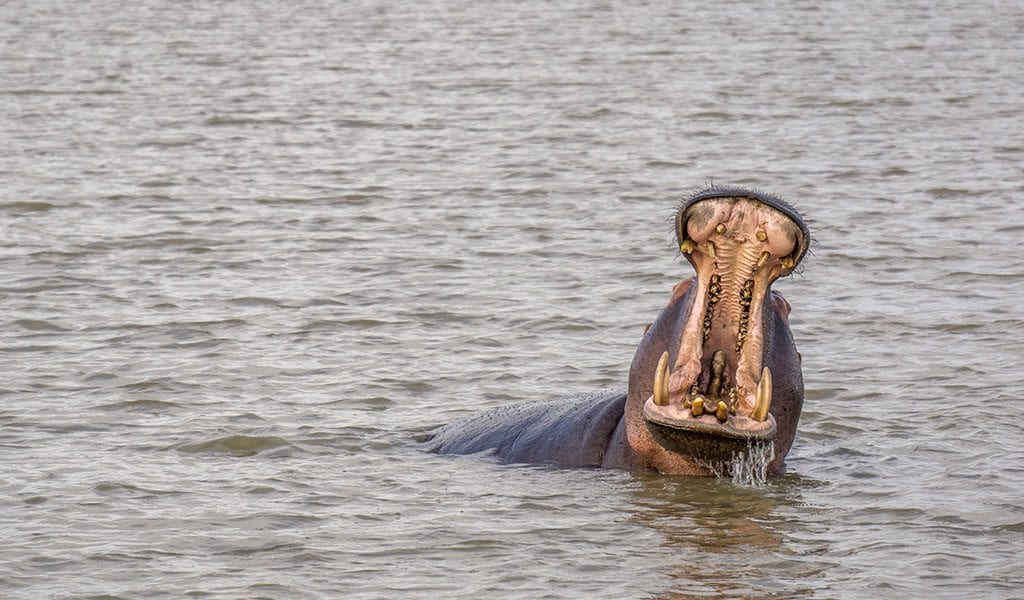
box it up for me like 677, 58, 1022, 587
645, 195, 805, 438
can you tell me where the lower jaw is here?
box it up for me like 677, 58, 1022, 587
642, 402, 776, 466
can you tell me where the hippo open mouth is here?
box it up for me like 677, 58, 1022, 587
641, 188, 809, 467
429, 185, 810, 478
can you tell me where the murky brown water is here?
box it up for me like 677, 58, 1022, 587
2, 0, 1023, 598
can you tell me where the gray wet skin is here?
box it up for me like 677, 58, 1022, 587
427, 187, 809, 476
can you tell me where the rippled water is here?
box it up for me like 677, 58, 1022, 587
3, 0, 1023, 598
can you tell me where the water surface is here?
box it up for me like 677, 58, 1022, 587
2, 0, 1023, 598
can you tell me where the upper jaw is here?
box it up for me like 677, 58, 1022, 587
641, 191, 806, 458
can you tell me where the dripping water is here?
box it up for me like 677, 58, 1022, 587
700, 441, 774, 486
730, 441, 774, 486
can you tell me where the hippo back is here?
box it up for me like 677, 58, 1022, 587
426, 389, 627, 467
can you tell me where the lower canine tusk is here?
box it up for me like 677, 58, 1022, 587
653, 351, 670, 406
752, 367, 772, 421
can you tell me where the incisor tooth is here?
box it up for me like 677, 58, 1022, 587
757, 251, 770, 268
781, 256, 795, 269
715, 223, 726, 234
756, 230, 767, 242
715, 401, 729, 422
680, 239, 697, 254
706, 241, 716, 259
752, 367, 772, 422
653, 351, 670, 406
691, 397, 705, 417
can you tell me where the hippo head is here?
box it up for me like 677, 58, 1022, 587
626, 188, 809, 476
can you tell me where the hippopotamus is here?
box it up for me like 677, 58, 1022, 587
427, 187, 810, 476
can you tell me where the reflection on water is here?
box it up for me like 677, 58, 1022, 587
629, 473, 832, 598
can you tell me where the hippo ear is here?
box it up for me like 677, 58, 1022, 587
772, 291, 792, 319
